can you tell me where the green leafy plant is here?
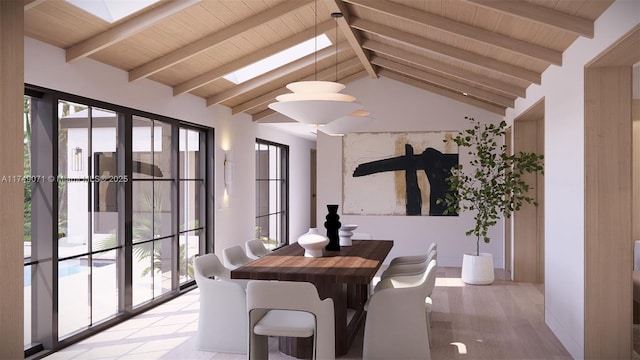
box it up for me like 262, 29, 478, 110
437, 116, 544, 256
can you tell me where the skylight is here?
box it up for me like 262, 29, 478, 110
224, 34, 332, 85
66, 0, 161, 23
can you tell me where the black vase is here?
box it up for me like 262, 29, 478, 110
324, 204, 341, 251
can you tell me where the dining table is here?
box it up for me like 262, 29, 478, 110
231, 239, 393, 358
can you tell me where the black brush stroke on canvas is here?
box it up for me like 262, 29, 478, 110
352, 144, 458, 216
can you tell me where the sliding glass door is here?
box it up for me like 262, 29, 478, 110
23, 87, 213, 355
57, 102, 121, 337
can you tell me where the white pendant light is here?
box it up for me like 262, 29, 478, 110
268, 10, 364, 125
269, 99, 363, 125
319, 110, 374, 135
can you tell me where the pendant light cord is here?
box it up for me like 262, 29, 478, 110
335, 15, 338, 82
331, 13, 343, 83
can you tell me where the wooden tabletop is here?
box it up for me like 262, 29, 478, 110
231, 240, 394, 284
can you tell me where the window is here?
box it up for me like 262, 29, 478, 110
65, 0, 161, 23
255, 139, 289, 249
57, 101, 120, 337
178, 128, 205, 283
224, 34, 331, 84
23, 86, 212, 355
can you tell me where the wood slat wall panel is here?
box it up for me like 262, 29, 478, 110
513, 117, 544, 283
0, 2, 24, 358
584, 65, 633, 359
634, 100, 640, 241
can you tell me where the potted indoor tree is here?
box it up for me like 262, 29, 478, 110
438, 116, 544, 285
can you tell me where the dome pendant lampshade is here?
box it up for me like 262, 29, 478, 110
268, 11, 365, 125
268, 80, 363, 125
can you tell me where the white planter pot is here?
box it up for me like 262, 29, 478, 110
461, 253, 495, 285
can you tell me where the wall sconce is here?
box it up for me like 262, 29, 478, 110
224, 150, 233, 195
72, 147, 83, 172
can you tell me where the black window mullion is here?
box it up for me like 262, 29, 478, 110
23, 85, 211, 356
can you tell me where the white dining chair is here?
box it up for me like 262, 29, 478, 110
363, 260, 433, 360
388, 242, 437, 267
245, 238, 270, 259
375, 258, 438, 345
246, 280, 335, 360
381, 248, 436, 280
223, 245, 253, 270
194, 253, 247, 353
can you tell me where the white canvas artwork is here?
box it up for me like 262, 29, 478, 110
342, 131, 458, 216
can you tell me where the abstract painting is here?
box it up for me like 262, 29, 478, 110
343, 131, 459, 216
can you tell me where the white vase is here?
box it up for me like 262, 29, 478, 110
298, 228, 329, 257
339, 224, 358, 246
461, 253, 495, 285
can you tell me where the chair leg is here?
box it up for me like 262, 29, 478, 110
248, 333, 269, 360
425, 308, 432, 347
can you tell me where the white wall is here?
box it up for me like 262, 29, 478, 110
503, 1, 640, 358
316, 75, 504, 267
24, 37, 315, 257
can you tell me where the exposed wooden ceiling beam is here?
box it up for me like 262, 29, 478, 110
325, 0, 377, 78
351, 18, 540, 84
363, 40, 526, 98
129, 0, 309, 82
464, 0, 594, 38
380, 69, 505, 115
372, 56, 514, 108
66, 0, 200, 63
206, 45, 338, 107
233, 57, 363, 115
252, 108, 281, 122
24, 0, 46, 11
174, 20, 334, 96
345, 0, 562, 65
336, 68, 369, 86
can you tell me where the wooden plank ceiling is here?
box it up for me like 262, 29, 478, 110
24, 0, 614, 119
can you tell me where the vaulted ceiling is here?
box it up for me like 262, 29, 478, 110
24, 0, 614, 120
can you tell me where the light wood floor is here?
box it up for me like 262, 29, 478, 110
45, 267, 571, 359
429, 267, 570, 360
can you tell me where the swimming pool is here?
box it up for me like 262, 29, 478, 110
24, 259, 115, 287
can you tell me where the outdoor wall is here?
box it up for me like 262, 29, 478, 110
24, 37, 314, 258
503, 1, 640, 358
315, 75, 503, 267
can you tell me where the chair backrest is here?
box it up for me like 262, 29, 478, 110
383, 249, 437, 279
247, 281, 331, 319
194, 253, 230, 280
375, 259, 437, 292
424, 259, 437, 298
351, 232, 373, 240
427, 242, 437, 259
223, 245, 252, 270
245, 239, 269, 259
388, 246, 437, 267
364, 264, 431, 360
193, 253, 247, 353
247, 281, 335, 359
